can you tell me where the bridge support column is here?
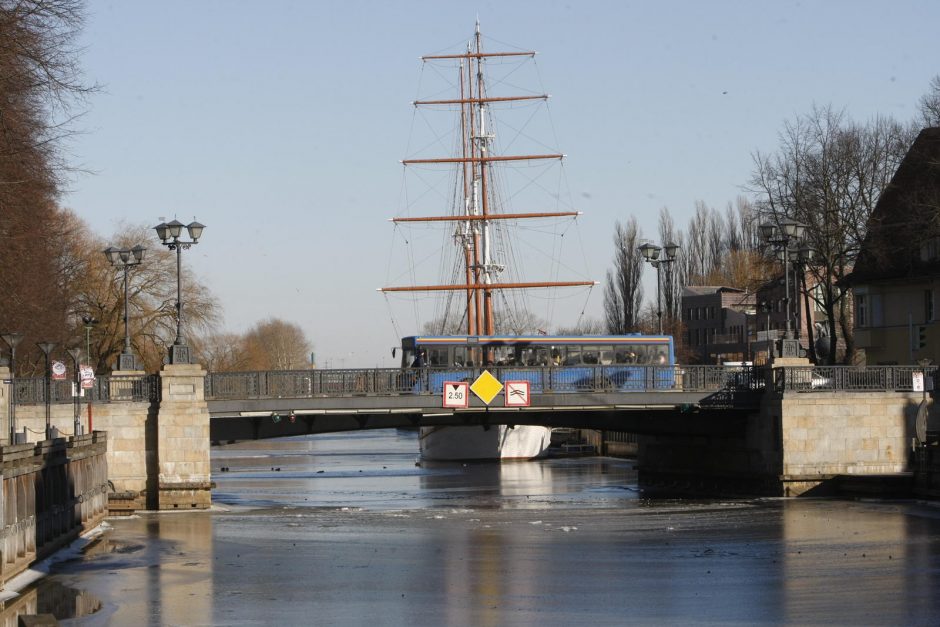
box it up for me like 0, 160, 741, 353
0, 366, 8, 445
156, 364, 211, 509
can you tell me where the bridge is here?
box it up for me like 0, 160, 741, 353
203, 365, 765, 441
2, 362, 936, 507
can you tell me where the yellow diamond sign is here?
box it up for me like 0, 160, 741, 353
470, 370, 503, 405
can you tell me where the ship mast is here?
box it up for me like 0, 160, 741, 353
381, 24, 596, 335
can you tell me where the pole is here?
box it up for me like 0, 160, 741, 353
123, 263, 131, 354
175, 242, 183, 346
8, 347, 14, 444
85, 324, 94, 432
44, 350, 51, 440
655, 263, 662, 335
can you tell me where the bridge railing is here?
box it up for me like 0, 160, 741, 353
8, 374, 159, 405
204, 365, 768, 400
773, 365, 936, 393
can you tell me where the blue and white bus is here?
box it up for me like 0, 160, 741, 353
398, 334, 676, 393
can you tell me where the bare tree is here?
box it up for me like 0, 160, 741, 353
0, 1, 95, 373
603, 218, 643, 334
68, 222, 221, 372
242, 318, 312, 371
918, 75, 940, 128
750, 106, 913, 362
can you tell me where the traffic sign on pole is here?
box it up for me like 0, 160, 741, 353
442, 381, 469, 408
504, 381, 531, 407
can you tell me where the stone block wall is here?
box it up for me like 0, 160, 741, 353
156, 364, 211, 509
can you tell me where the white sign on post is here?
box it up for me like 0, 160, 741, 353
504, 381, 531, 407
913, 372, 925, 392
80, 365, 95, 389
442, 381, 469, 408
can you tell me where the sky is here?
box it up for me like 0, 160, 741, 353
65, 0, 940, 368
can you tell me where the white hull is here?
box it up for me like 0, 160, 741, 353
419, 425, 552, 461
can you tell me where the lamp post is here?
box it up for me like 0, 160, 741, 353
37, 341, 56, 440
1, 332, 23, 444
638, 241, 680, 334
67, 347, 82, 436
104, 245, 146, 371
760, 219, 806, 358
154, 219, 205, 365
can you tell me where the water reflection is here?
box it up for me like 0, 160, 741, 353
30, 431, 940, 624
0, 579, 101, 625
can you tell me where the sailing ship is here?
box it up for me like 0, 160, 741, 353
381, 24, 595, 461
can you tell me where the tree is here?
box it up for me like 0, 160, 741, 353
750, 106, 913, 363
603, 218, 643, 334
69, 222, 221, 373
918, 75, 940, 128
0, 1, 94, 374
241, 318, 312, 370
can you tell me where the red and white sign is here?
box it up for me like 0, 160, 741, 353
504, 380, 531, 407
51, 360, 67, 380
442, 381, 469, 408
80, 365, 95, 389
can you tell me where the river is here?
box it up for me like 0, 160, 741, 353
7, 429, 940, 625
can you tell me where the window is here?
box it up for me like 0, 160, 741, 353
856, 294, 868, 327
926, 289, 935, 323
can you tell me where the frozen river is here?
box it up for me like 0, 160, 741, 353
11, 429, 940, 625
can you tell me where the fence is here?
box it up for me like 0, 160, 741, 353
772, 365, 937, 393
8, 375, 159, 405
204, 365, 768, 400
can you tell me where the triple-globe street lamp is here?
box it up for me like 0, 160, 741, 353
638, 241, 680, 335
104, 245, 146, 371
154, 219, 205, 365
760, 219, 807, 358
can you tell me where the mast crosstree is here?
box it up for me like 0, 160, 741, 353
380, 24, 596, 335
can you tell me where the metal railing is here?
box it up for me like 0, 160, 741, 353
204, 365, 768, 400
8, 375, 159, 405
772, 366, 937, 393
10, 365, 928, 406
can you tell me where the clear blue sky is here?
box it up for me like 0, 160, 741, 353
65, 0, 940, 367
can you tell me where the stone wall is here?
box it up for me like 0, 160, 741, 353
0, 434, 109, 588
638, 390, 921, 496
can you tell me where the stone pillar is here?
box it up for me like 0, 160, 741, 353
156, 363, 211, 509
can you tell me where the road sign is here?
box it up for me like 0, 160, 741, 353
914, 372, 925, 392
52, 360, 67, 380
504, 381, 531, 407
80, 365, 95, 389
442, 381, 469, 408
470, 370, 503, 405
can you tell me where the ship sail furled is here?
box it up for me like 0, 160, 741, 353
381, 23, 597, 336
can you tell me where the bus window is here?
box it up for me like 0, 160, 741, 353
454, 346, 473, 367
582, 346, 599, 364
563, 346, 582, 365
598, 347, 614, 365
427, 347, 448, 367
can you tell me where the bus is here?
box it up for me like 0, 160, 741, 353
398, 334, 676, 393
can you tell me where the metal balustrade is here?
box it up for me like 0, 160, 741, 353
203, 365, 768, 400
8, 374, 159, 404
773, 365, 935, 393
8, 365, 930, 406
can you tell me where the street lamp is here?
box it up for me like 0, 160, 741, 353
37, 341, 56, 440
104, 245, 146, 371
1, 332, 23, 444
154, 219, 205, 365
67, 347, 82, 436
639, 241, 680, 334
760, 219, 806, 357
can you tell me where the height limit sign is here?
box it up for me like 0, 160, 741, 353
442, 381, 469, 408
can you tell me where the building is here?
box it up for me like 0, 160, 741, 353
681, 286, 755, 364
848, 127, 940, 365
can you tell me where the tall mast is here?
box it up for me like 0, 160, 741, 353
381, 25, 597, 332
